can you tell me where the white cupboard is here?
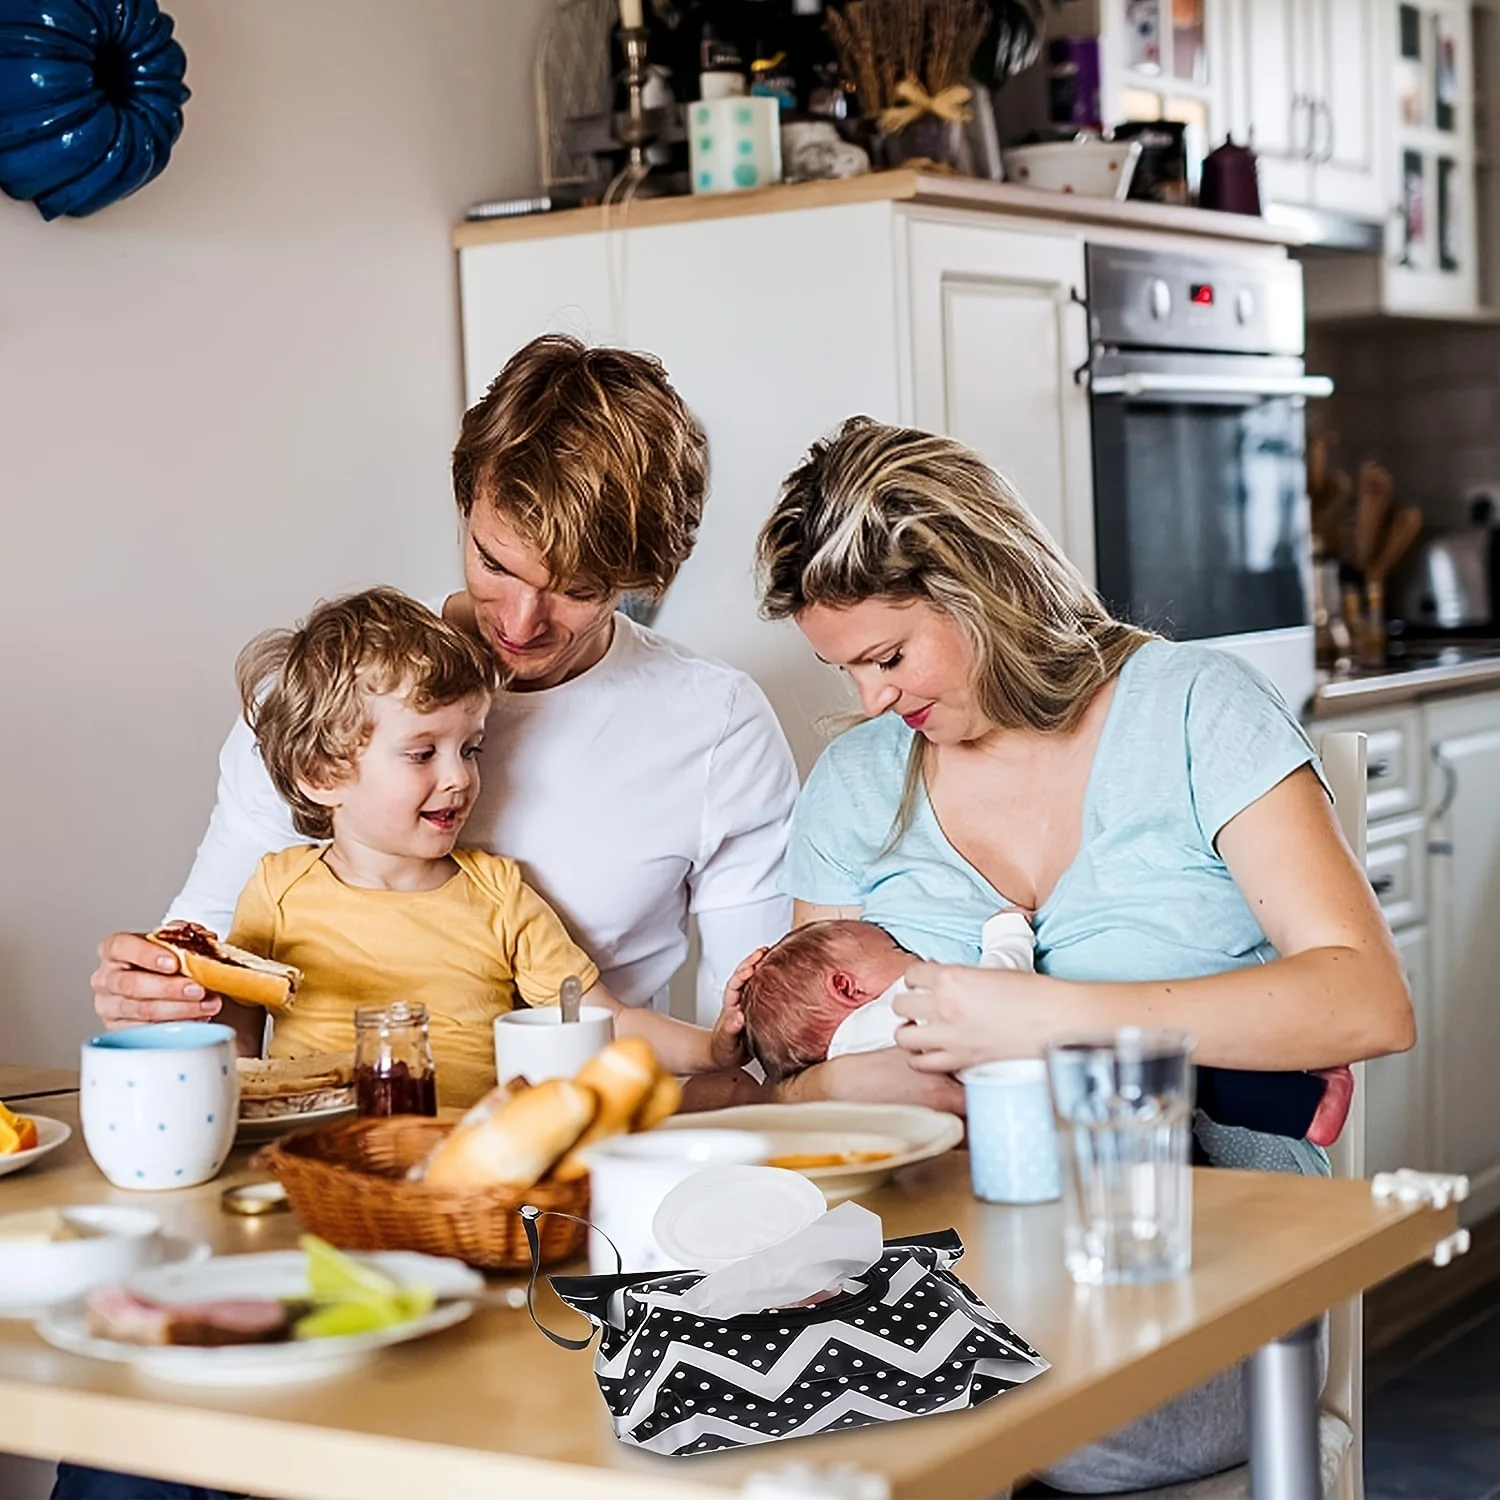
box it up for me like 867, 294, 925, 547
1426, 689, 1500, 1218
458, 202, 1101, 773
1226, 0, 1386, 220
1367, 922, 1432, 1175
903, 219, 1095, 581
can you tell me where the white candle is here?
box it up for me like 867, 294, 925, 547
619, 0, 644, 28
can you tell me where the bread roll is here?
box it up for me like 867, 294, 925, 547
552, 1037, 661, 1181
632, 1072, 683, 1132
146, 922, 300, 1014
422, 1078, 596, 1192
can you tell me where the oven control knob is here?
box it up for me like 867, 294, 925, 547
1235, 289, 1255, 325
1149, 279, 1172, 319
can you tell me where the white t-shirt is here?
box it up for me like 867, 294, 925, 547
826, 911, 1035, 1060
167, 614, 799, 1019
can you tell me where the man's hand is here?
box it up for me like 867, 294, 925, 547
90, 932, 224, 1028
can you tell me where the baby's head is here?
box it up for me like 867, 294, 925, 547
739, 921, 911, 1081
237, 587, 500, 854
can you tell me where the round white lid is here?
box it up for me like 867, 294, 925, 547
653, 1165, 827, 1271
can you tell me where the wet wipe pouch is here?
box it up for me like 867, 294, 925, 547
522, 1207, 1048, 1457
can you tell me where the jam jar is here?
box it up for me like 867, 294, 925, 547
354, 1001, 438, 1117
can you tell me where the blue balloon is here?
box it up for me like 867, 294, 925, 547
0, 0, 188, 219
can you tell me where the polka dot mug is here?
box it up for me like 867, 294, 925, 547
81, 1023, 239, 1190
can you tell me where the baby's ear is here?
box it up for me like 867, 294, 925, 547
828, 970, 868, 1010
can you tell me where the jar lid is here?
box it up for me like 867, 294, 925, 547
354, 1001, 429, 1028
653, 1165, 827, 1271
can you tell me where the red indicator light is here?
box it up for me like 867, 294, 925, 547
1191, 283, 1215, 306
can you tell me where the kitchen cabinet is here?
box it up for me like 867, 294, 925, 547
1426, 688, 1500, 1218
1225, 0, 1385, 220
1299, 0, 1482, 320
1367, 922, 1433, 1176
903, 219, 1095, 580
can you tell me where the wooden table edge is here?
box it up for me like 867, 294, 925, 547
0, 1195, 1454, 1500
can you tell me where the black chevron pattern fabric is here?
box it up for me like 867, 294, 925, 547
549, 1230, 1048, 1456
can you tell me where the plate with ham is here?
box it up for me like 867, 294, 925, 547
36, 1244, 482, 1386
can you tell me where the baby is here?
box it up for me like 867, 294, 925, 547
218, 586, 739, 1107
739, 918, 1354, 1148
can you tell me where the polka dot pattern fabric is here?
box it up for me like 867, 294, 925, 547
547, 1230, 1049, 1456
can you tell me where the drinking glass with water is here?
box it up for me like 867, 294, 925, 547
1046, 1029, 1195, 1285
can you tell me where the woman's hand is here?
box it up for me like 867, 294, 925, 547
893, 964, 1054, 1073
772, 1047, 966, 1115
90, 932, 223, 1028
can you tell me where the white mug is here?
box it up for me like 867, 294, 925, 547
80, 1023, 239, 1190
585, 1129, 772, 1273
493, 1005, 613, 1086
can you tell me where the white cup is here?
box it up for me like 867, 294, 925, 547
688, 95, 782, 194
585, 1129, 772, 1273
493, 1005, 614, 1086
80, 1023, 239, 1190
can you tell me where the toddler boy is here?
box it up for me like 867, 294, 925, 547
740, 918, 1353, 1148
221, 586, 739, 1106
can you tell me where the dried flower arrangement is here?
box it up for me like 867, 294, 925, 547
826, 0, 992, 125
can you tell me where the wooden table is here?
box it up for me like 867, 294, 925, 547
0, 1065, 81, 1103
0, 1090, 1457, 1500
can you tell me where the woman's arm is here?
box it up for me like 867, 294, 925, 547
894, 767, 1415, 1073
774, 1047, 966, 1114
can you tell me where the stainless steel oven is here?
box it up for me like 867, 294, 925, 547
1086, 244, 1332, 714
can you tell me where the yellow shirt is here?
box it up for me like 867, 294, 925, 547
227, 846, 600, 1108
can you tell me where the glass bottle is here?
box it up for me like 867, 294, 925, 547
354, 1002, 437, 1118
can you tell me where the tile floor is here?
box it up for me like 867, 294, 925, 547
1365, 1277, 1500, 1500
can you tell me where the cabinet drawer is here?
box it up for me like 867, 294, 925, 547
1365, 815, 1428, 930
1315, 707, 1423, 820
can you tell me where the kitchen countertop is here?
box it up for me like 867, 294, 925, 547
453, 169, 1306, 250
1313, 642, 1500, 714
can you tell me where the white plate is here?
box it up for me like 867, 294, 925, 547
236, 1102, 356, 1143
0, 1116, 71, 1179
36, 1249, 483, 1387
659, 1103, 964, 1203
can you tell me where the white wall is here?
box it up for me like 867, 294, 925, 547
0, 0, 549, 1070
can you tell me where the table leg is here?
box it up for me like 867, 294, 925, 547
1247, 1321, 1322, 1500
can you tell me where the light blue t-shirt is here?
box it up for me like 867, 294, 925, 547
783, 638, 1330, 1176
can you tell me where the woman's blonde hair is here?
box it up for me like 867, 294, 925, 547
451, 335, 707, 599
236, 587, 501, 840
758, 419, 1153, 837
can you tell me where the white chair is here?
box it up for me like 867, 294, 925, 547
1111, 730, 1369, 1500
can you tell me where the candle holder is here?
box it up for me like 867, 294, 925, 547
604, 23, 658, 205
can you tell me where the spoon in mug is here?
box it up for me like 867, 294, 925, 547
560, 975, 582, 1025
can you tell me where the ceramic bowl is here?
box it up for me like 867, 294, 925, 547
0, 1206, 181, 1312
1002, 138, 1142, 200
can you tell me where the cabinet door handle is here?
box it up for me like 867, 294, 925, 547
1314, 98, 1335, 164
1431, 747, 1459, 819
1291, 93, 1312, 157
1370, 873, 1397, 897
1367, 757, 1393, 780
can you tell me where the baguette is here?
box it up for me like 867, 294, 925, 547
422, 1078, 596, 1192
146, 922, 300, 1014
553, 1037, 661, 1181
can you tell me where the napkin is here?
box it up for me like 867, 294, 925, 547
670, 1201, 884, 1319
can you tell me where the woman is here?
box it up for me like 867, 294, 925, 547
755, 418, 1412, 1492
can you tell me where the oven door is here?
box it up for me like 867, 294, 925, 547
1090, 352, 1330, 708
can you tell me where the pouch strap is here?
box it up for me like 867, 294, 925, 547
519, 1204, 622, 1350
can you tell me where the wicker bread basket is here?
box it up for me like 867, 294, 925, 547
253, 1116, 588, 1272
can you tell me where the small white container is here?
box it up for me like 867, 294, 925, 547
960, 1059, 1061, 1205
0, 1206, 194, 1313
585, 1129, 772, 1274
493, 1005, 613, 1086
81, 1023, 239, 1191
689, 96, 782, 194
1001, 138, 1142, 200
